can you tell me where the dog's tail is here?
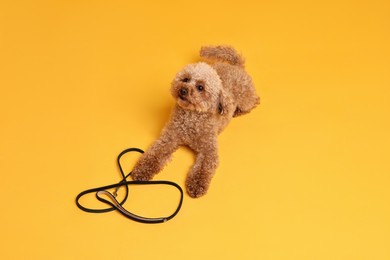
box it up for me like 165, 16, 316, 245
200, 45, 245, 67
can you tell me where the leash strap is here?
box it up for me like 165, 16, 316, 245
75, 148, 184, 224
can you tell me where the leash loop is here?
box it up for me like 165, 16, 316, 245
75, 148, 183, 223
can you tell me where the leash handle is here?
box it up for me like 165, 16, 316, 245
96, 190, 167, 223
75, 148, 184, 223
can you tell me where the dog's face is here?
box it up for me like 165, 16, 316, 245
171, 62, 223, 113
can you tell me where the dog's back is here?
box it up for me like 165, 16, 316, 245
200, 45, 260, 117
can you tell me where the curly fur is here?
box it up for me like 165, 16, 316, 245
132, 45, 260, 198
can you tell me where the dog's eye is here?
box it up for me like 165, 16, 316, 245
182, 77, 190, 83
196, 84, 204, 91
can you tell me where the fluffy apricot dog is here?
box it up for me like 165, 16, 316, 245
132, 45, 260, 198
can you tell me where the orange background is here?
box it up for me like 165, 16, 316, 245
1, 0, 389, 259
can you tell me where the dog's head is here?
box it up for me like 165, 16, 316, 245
171, 62, 225, 114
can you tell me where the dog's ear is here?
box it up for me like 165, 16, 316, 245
217, 91, 229, 115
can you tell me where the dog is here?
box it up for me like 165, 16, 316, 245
131, 45, 260, 198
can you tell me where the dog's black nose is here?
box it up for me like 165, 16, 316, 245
179, 88, 188, 97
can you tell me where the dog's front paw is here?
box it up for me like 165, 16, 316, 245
131, 154, 161, 181
185, 174, 210, 198
131, 167, 154, 181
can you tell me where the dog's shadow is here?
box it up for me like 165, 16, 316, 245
120, 83, 174, 139
149, 100, 173, 137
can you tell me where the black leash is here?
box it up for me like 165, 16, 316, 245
75, 148, 184, 224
